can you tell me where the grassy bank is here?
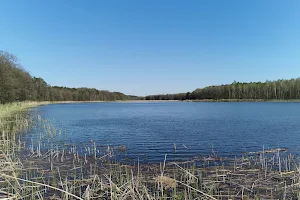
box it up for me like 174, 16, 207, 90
0, 102, 50, 199
0, 101, 50, 119
0, 101, 49, 153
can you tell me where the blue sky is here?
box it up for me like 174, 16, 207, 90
1, 0, 299, 96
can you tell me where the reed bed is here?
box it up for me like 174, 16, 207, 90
1, 102, 300, 199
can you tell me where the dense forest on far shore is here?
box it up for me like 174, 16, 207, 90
145, 79, 300, 101
2, 50, 300, 103
0, 51, 129, 103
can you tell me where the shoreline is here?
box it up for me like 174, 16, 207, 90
115, 100, 180, 103
3, 99, 300, 108
185, 99, 300, 102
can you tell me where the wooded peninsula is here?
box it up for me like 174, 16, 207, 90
1, 50, 300, 103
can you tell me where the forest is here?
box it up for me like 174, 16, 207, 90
144, 93, 190, 101
190, 79, 300, 100
0, 51, 128, 103
145, 79, 300, 101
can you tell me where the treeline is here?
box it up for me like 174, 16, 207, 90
191, 79, 300, 100
3, 50, 300, 103
144, 93, 190, 100
0, 51, 128, 104
145, 79, 300, 101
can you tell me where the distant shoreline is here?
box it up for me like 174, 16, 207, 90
185, 99, 300, 102
13, 99, 300, 106
116, 100, 180, 103
49, 100, 180, 104
122, 99, 300, 103
53, 99, 300, 103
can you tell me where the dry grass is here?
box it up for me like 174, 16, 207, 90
156, 176, 177, 188
0, 101, 49, 119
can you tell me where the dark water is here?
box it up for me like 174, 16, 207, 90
23, 102, 300, 163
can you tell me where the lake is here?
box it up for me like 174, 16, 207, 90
23, 102, 300, 163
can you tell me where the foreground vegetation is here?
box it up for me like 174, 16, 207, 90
1, 102, 300, 199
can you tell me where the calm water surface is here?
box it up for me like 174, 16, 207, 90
23, 102, 300, 163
